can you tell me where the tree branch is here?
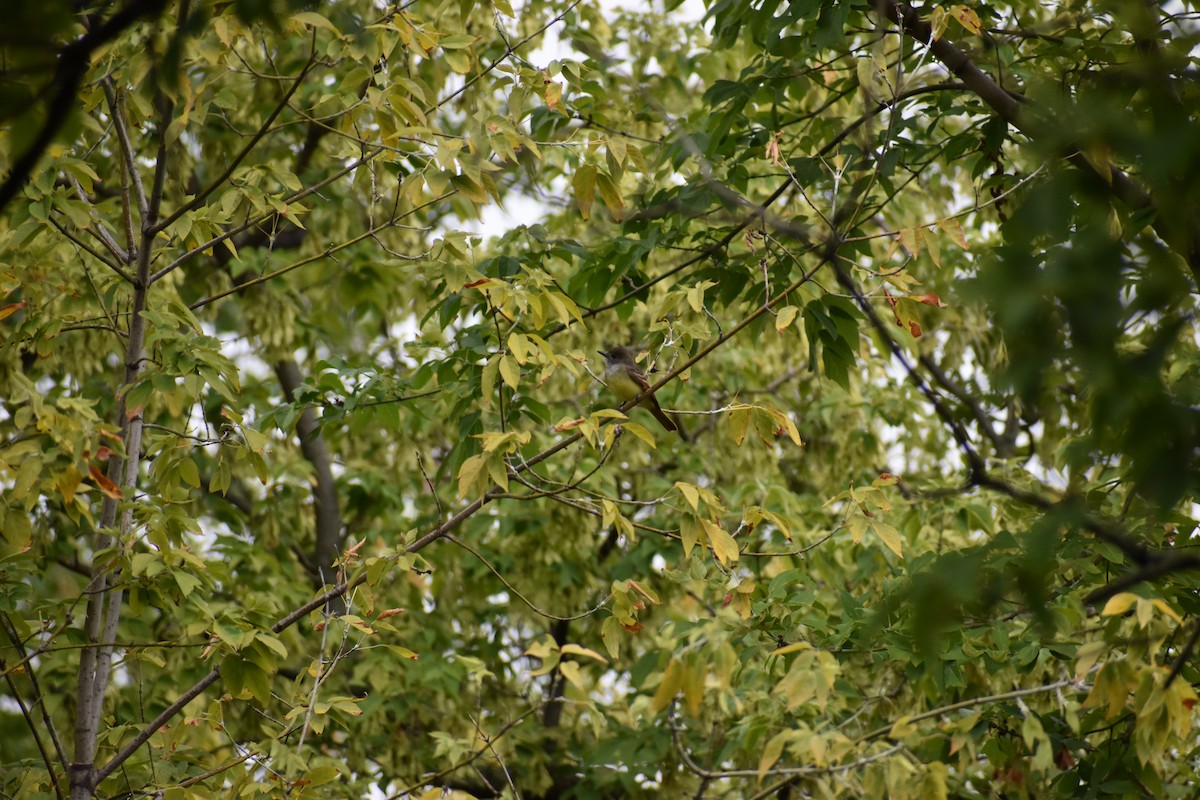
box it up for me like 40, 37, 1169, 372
876, 0, 1200, 278
275, 359, 343, 607
0, 0, 170, 214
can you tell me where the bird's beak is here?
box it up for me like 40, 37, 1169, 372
597, 350, 608, 358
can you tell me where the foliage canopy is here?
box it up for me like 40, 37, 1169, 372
2, 0, 1200, 797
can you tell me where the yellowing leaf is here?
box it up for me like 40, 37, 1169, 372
950, 4, 983, 34
457, 454, 486, 498
890, 715, 916, 739
596, 171, 624, 221
898, 226, 922, 258
938, 218, 970, 249
573, 164, 597, 220
764, 406, 803, 446
1135, 597, 1155, 629
871, 520, 903, 557
1082, 660, 1136, 719
544, 79, 562, 112
0, 301, 26, 321
651, 658, 684, 712
485, 452, 509, 492
775, 305, 799, 332
1074, 640, 1106, 680
729, 404, 751, 446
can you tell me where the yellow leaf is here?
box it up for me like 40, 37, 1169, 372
480, 356, 501, 408
922, 761, 949, 800
621, 421, 657, 449
924, 228, 941, 267
950, 4, 983, 34
758, 731, 789, 782
930, 7, 949, 39
890, 715, 916, 739
1136, 597, 1155, 629
682, 659, 705, 716
499, 355, 520, 389
845, 515, 867, 544
675, 481, 701, 511
706, 521, 740, 566
524, 636, 559, 676
771, 641, 813, 656
601, 499, 619, 529
508, 333, 531, 364
292, 11, 339, 32
1101, 592, 1138, 617
763, 405, 803, 446
558, 660, 584, 688
560, 643, 608, 663
1151, 598, 1184, 625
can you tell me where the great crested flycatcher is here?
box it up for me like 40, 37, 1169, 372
599, 346, 680, 435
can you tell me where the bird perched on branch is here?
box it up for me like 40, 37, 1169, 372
599, 346, 681, 436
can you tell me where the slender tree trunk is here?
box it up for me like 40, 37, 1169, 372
69, 30, 178, 791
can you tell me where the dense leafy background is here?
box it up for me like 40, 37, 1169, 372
2, 0, 1200, 797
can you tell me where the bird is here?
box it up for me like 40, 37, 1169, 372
598, 346, 680, 435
